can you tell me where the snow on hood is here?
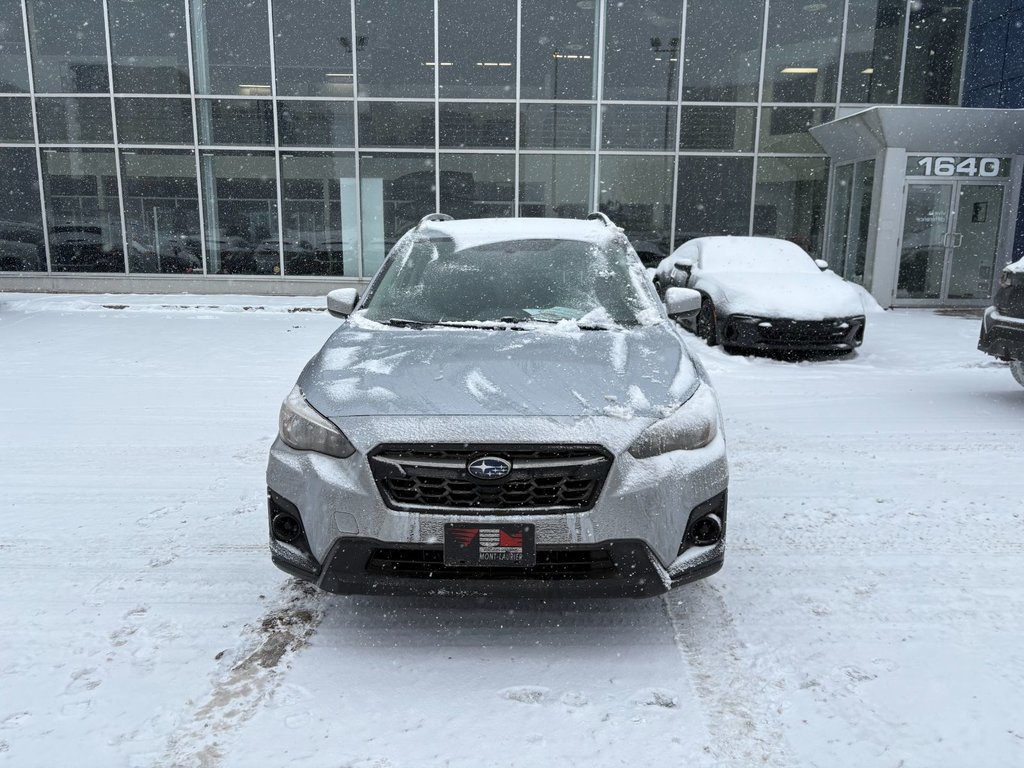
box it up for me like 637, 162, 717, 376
299, 322, 698, 420
698, 271, 867, 320
1006, 257, 1024, 274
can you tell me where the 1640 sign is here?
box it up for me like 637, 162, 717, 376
908, 156, 1009, 178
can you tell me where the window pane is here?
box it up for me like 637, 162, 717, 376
439, 0, 516, 98
109, 0, 190, 94
117, 98, 194, 144
358, 152, 435, 275
846, 160, 875, 284
439, 103, 515, 149
198, 99, 275, 146
199, 150, 279, 274
826, 163, 853, 271
41, 148, 124, 272
273, 0, 353, 97
358, 102, 434, 148
0, 148, 45, 272
601, 105, 675, 151
191, 0, 272, 95
0, 97, 33, 142
520, 0, 597, 99
758, 106, 833, 153
120, 149, 202, 274
754, 157, 829, 256
902, 0, 969, 105
679, 106, 755, 152
762, 0, 843, 103
520, 103, 593, 149
841, 0, 905, 104
278, 100, 354, 146
518, 154, 592, 218
682, 0, 763, 102
676, 156, 753, 241
27, 0, 109, 93
280, 152, 356, 276
603, 0, 682, 101
36, 97, 113, 144
355, 0, 434, 98
599, 155, 673, 267
0, 0, 30, 93
439, 153, 515, 219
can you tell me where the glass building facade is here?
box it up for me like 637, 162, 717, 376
0, 0, 990, 283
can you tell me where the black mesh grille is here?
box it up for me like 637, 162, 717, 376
368, 444, 612, 513
754, 318, 858, 343
366, 546, 616, 580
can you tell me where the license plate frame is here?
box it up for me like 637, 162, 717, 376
443, 523, 536, 568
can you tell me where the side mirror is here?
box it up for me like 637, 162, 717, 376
326, 288, 359, 318
665, 287, 702, 318
814, 259, 829, 271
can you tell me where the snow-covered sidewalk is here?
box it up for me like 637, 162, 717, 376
0, 295, 1021, 767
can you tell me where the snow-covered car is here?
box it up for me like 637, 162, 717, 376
265, 213, 729, 598
654, 236, 867, 354
979, 257, 1024, 388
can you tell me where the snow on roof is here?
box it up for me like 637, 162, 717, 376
686, 236, 818, 273
419, 217, 618, 252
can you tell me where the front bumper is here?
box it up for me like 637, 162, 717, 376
721, 314, 865, 352
979, 306, 1024, 361
265, 415, 729, 598
271, 535, 724, 598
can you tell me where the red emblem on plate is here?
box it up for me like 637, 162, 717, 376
499, 530, 523, 547
451, 527, 479, 547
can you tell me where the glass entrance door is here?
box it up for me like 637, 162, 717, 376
897, 183, 953, 300
946, 184, 1004, 299
897, 180, 1006, 302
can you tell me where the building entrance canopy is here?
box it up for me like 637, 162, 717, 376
811, 107, 1024, 308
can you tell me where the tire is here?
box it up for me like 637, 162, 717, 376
1011, 361, 1024, 388
696, 298, 719, 346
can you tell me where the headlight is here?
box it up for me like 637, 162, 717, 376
1000, 270, 1012, 288
628, 384, 719, 459
279, 385, 355, 458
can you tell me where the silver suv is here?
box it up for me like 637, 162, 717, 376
265, 214, 729, 598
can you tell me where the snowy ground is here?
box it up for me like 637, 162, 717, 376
1, 293, 1022, 768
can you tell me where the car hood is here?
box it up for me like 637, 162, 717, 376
696, 271, 866, 320
299, 322, 698, 419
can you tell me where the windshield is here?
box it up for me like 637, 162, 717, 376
362, 235, 658, 327
700, 240, 819, 274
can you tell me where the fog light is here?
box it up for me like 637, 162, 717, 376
690, 514, 722, 546
271, 512, 302, 543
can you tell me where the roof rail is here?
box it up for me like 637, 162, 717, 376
587, 211, 622, 230
416, 212, 454, 229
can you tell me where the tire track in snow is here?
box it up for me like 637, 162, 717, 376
663, 582, 791, 767
160, 580, 325, 768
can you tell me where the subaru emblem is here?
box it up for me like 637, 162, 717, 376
467, 456, 512, 480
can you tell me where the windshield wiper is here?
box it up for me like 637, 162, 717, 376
382, 317, 436, 329
504, 316, 617, 331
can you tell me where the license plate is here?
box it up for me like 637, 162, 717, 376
443, 523, 536, 568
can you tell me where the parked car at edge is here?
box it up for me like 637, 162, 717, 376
265, 213, 729, 598
979, 257, 1024, 388
654, 236, 867, 354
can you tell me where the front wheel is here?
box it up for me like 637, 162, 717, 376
1011, 361, 1024, 388
695, 298, 719, 346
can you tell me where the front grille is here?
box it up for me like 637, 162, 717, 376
368, 444, 612, 513
753, 318, 858, 343
366, 546, 616, 580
